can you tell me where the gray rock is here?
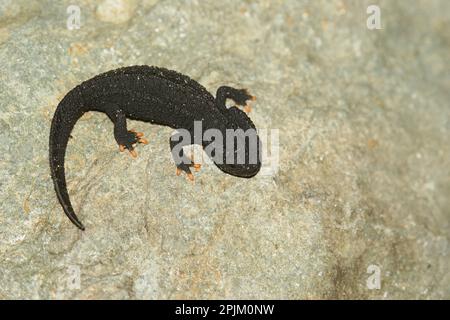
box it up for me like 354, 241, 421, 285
0, 0, 448, 299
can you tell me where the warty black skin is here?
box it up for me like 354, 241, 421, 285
49, 65, 261, 230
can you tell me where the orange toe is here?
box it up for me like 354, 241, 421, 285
138, 138, 149, 144
129, 149, 137, 158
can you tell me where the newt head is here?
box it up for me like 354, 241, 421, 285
215, 106, 262, 178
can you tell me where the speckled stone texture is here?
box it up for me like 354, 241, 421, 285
0, 0, 449, 299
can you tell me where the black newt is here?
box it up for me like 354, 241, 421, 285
49, 66, 261, 230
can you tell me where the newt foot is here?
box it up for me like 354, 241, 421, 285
118, 129, 149, 158
176, 167, 195, 182
175, 158, 201, 182
190, 154, 202, 172
240, 89, 256, 114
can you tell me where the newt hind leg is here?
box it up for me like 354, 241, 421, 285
117, 129, 148, 158
108, 109, 148, 158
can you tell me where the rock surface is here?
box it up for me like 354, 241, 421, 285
0, 0, 449, 299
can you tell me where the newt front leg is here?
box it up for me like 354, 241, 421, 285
215, 86, 256, 113
169, 133, 201, 182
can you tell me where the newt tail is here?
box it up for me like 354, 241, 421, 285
49, 88, 87, 230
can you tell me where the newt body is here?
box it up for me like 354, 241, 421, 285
49, 66, 261, 230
